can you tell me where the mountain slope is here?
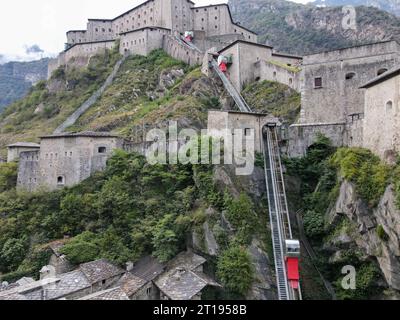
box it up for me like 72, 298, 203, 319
0, 59, 49, 112
229, 0, 400, 55
313, 0, 400, 17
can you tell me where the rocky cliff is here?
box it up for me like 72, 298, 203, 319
327, 181, 400, 297
229, 0, 400, 55
0, 59, 49, 112
313, 0, 400, 17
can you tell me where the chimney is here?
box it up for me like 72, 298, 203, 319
126, 262, 134, 272
40, 265, 56, 280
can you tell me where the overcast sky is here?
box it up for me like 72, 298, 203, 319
0, 0, 310, 62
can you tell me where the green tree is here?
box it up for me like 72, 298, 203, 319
0, 238, 28, 271
217, 245, 254, 296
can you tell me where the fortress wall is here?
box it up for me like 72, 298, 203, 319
67, 31, 87, 45
48, 54, 66, 79
256, 60, 301, 92
120, 28, 168, 56
36, 136, 123, 191
86, 20, 114, 43
303, 41, 400, 64
301, 42, 400, 124
363, 75, 400, 161
347, 118, 364, 149
17, 151, 41, 192
171, 0, 194, 33
64, 41, 115, 62
192, 5, 256, 42
113, 0, 173, 36
202, 34, 244, 52
288, 123, 346, 158
163, 35, 203, 66
220, 42, 273, 92
271, 54, 302, 66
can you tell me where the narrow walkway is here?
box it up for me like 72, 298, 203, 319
54, 56, 126, 134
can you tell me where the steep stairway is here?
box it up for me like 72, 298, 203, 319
54, 56, 126, 134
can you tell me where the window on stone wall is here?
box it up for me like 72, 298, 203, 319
345, 72, 356, 80
378, 68, 388, 76
95, 28, 98, 32
386, 101, 393, 112
147, 287, 152, 296
215, 25, 218, 29
57, 176, 65, 185
289, 78, 293, 85
102, 28, 105, 32
98, 147, 107, 154
314, 77, 322, 88
215, 16, 218, 20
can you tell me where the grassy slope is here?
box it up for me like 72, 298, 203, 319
242, 80, 301, 124
0, 48, 121, 159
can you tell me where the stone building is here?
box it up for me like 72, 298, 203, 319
207, 110, 281, 153
360, 66, 400, 162
48, 0, 258, 77
288, 40, 400, 158
217, 40, 302, 92
299, 40, 400, 124
0, 259, 125, 301
14, 132, 125, 192
7, 142, 40, 163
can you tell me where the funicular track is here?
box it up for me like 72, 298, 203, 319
210, 57, 301, 300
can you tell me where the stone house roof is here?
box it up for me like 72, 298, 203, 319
167, 251, 206, 271
130, 256, 165, 282
79, 287, 129, 300
79, 259, 125, 285
155, 268, 220, 300
118, 273, 148, 297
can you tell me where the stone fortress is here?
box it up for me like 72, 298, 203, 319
8, 0, 400, 191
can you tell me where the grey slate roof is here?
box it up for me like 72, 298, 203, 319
155, 268, 210, 300
79, 287, 129, 300
23, 270, 91, 300
130, 256, 165, 282
118, 273, 148, 297
79, 259, 125, 284
167, 251, 206, 271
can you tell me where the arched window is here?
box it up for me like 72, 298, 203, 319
345, 72, 356, 80
378, 68, 388, 76
386, 100, 393, 112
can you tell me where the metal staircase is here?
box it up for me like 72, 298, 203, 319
210, 60, 252, 113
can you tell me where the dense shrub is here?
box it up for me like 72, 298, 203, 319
330, 148, 390, 207
0, 162, 18, 192
217, 245, 254, 296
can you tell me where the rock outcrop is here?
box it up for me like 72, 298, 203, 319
328, 181, 400, 291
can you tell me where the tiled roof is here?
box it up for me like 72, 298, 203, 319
130, 256, 165, 282
79, 287, 129, 300
79, 259, 125, 284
